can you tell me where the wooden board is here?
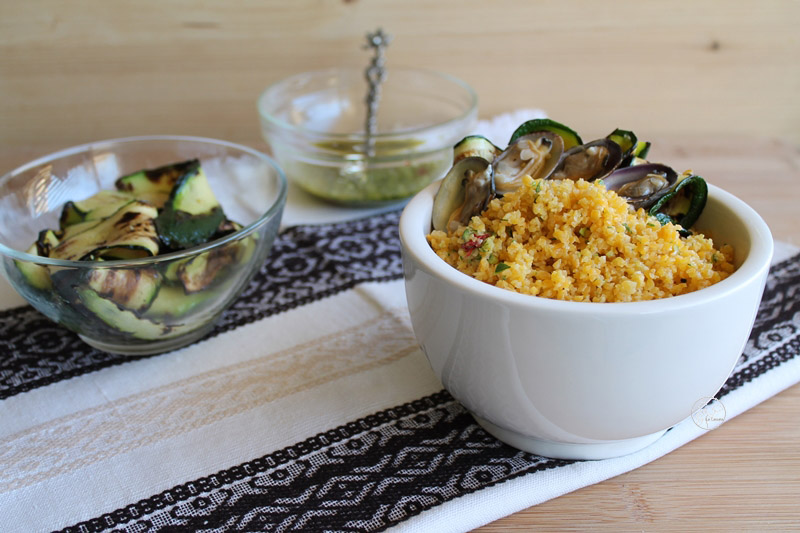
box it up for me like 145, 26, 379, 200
480, 387, 800, 530
1, 0, 799, 149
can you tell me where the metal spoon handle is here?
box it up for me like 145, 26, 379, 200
363, 28, 391, 157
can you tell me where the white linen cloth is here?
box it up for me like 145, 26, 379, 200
0, 238, 797, 532
0, 110, 797, 532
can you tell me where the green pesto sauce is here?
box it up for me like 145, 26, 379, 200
284, 139, 451, 205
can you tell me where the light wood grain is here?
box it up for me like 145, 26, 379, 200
1, 0, 799, 149
478, 387, 800, 531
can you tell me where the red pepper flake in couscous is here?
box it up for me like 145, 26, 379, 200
427, 176, 735, 302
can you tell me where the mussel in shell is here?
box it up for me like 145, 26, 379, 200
431, 120, 709, 236
431, 157, 494, 233
550, 139, 623, 182
603, 163, 678, 210
492, 132, 564, 195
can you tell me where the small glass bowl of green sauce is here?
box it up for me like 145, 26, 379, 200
258, 67, 477, 205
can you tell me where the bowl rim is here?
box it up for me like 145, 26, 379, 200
399, 180, 774, 313
0, 135, 288, 267
256, 66, 479, 140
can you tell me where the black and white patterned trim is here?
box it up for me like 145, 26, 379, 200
716, 252, 800, 398
59, 390, 572, 533
61, 252, 800, 533
0, 211, 404, 400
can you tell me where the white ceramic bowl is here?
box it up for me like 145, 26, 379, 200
399, 182, 773, 460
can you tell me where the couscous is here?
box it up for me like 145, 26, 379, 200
428, 176, 734, 302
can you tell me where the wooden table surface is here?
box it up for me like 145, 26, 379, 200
1, 135, 798, 531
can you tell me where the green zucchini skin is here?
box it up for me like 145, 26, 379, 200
453, 135, 502, 165
155, 166, 225, 251
115, 159, 200, 208
15, 243, 53, 290
156, 206, 224, 251
606, 129, 638, 160
77, 287, 171, 340
146, 284, 213, 317
649, 174, 708, 230
508, 119, 583, 149
631, 141, 651, 160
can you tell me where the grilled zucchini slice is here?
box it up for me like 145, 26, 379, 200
115, 159, 200, 208
50, 201, 160, 261
59, 190, 134, 229
155, 164, 225, 250
86, 268, 161, 312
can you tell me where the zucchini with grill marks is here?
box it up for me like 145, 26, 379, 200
50, 201, 160, 261
115, 159, 201, 208
23, 158, 248, 345
86, 268, 161, 312
36, 229, 60, 256
59, 190, 134, 229
178, 244, 239, 293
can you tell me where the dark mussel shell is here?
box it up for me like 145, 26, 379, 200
550, 138, 623, 183
431, 157, 494, 233
603, 163, 678, 210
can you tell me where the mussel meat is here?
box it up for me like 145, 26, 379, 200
492, 132, 564, 195
431, 157, 494, 233
602, 163, 678, 210
550, 138, 623, 182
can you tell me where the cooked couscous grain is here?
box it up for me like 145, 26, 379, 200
427, 176, 734, 302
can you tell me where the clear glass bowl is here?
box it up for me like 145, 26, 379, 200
0, 136, 287, 355
258, 67, 477, 205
